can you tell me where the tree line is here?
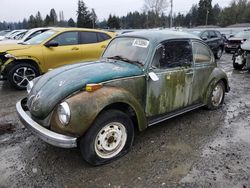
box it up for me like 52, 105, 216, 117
1, 0, 250, 31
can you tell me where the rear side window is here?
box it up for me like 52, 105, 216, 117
80, 32, 98, 44
97, 33, 111, 42
193, 42, 212, 63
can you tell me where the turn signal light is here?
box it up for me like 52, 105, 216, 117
86, 84, 103, 92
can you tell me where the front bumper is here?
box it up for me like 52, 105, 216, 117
16, 98, 77, 148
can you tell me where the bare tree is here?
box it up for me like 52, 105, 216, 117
143, 0, 169, 15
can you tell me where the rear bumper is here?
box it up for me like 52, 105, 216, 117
16, 98, 77, 148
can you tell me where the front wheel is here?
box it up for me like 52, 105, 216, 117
80, 110, 134, 166
7, 63, 39, 90
206, 81, 225, 110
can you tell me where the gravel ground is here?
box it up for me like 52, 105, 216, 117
0, 53, 249, 188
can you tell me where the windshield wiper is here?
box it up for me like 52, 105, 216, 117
107, 55, 143, 67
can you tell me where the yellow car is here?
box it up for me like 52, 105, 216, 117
0, 27, 115, 89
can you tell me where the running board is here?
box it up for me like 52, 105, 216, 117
148, 103, 205, 126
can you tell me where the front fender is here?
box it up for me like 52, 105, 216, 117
1, 56, 43, 73
50, 86, 147, 137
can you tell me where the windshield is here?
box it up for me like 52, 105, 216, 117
189, 31, 201, 36
234, 31, 250, 38
102, 37, 150, 65
24, 30, 56, 45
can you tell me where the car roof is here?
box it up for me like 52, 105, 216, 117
118, 29, 200, 44
50, 27, 114, 34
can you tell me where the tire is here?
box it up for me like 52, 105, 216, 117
7, 63, 39, 90
80, 109, 134, 166
215, 47, 223, 59
206, 81, 225, 110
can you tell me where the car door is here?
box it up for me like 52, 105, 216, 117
208, 31, 219, 52
43, 31, 83, 70
145, 40, 194, 118
190, 41, 214, 104
79, 31, 111, 61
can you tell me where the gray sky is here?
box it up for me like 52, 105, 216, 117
0, 0, 232, 22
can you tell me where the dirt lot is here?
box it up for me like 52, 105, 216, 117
0, 53, 250, 188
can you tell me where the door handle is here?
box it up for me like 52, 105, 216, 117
101, 45, 107, 48
71, 47, 79, 50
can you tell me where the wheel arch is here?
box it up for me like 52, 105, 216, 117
203, 68, 229, 105
3, 58, 41, 76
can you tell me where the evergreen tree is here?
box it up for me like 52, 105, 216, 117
107, 14, 120, 29
44, 14, 51, 26
197, 0, 213, 26
68, 18, 76, 27
50, 8, 58, 25
36, 11, 43, 27
28, 15, 36, 28
77, 0, 92, 28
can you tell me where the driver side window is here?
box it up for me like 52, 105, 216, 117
51, 32, 79, 46
152, 40, 193, 69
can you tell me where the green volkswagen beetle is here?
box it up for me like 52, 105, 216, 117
16, 30, 230, 165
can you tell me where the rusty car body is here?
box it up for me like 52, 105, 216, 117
16, 30, 230, 165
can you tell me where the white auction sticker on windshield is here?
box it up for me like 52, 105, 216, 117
132, 39, 149, 48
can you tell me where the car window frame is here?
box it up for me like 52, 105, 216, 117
149, 39, 194, 71
47, 31, 80, 46
192, 40, 213, 65
208, 31, 217, 39
79, 31, 100, 44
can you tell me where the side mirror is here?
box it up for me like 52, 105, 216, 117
149, 72, 159, 81
229, 34, 234, 38
45, 41, 59, 48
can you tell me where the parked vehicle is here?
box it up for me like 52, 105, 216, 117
225, 30, 250, 53
0, 30, 11, 37
5, 30, 27, 40
232, 39, 250, 70
188, 30, 225, 59
16, 30, 230, 166
0, 27, 115, 89
0, 30, 23, 41
0, 28, 50, 45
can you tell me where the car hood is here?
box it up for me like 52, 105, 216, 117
0, 44, 31, 53
241, 40, 250, 51
0, 39, 20, 45
228, 37, 243, 41
28, 60, 144, 119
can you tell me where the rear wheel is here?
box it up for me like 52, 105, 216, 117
206, 81, 225, 110
80, 109, 134, 166
7, 63, 39, 90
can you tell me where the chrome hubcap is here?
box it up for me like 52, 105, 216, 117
211, 84, 223, 107
13, 67, 36, 87
95, 122, 127, 159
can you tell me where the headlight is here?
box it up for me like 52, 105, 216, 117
57, 102, 71, 126
27, 80, 34, 94
4, 53, 16, 59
